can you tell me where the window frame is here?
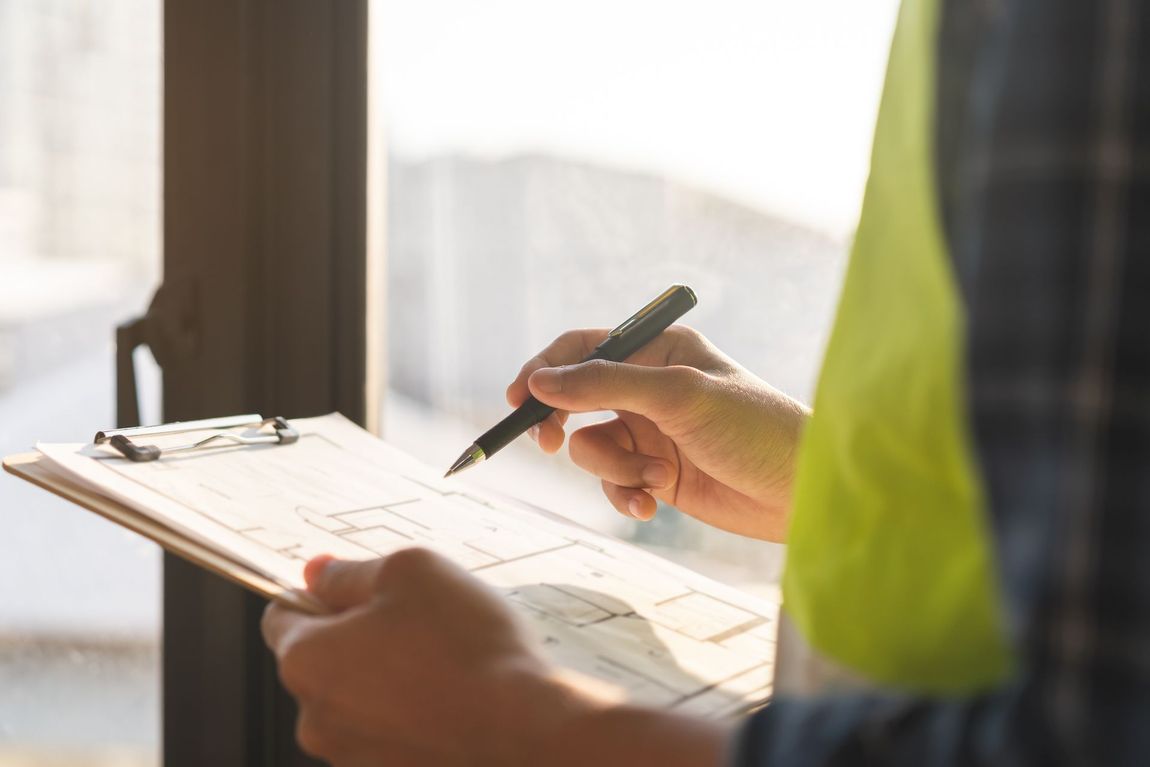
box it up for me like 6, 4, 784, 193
156, 1, 371, 762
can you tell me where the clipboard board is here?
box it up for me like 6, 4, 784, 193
4, 411, 779, 715
3, 414, 322, 614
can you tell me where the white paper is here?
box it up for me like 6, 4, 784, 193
38, 413, 775, 715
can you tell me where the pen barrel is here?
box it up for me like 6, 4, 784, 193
475, 396, 556, 458
593, 284, 697, 362
461, 285, 697, 471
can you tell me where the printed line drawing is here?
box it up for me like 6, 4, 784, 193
77, 416, 776, 715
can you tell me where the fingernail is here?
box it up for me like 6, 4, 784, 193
628, 497, 643, 519
532, 368, 562, 394
528, 424, 540, 442
304, 554, 336, 588
642, 464, 668, 488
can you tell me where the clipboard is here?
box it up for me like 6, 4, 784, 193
4, 414, 321, 614
4, 411, 779, 715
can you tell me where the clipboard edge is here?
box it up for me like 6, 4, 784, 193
4, 451, 324, 615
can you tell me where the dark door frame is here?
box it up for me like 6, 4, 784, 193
153, 1, 370, 763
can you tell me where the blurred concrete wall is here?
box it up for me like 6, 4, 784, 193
388, 154, 848, 421
0, 0, 159, 390
0, 0, 159, 267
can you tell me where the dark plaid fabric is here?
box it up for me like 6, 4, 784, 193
733, 0, 1150, 763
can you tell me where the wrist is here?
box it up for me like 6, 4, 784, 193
507, 668, 731, 767
480, 661, 610, 767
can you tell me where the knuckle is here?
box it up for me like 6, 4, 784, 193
567, 427, 596, 466
548, 329, 588, 361
665, 324, 703, 345
580, 358, 616, 389
554, 329, 581, 348
664, 364, 709, 397
659, 365, 711, 416
378, 546, 439, 583
519, 354, 547, 377
567, 425, 588, 451
316, 560, 368, 602
664, 325, 726, 369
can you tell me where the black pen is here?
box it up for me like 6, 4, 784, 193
443, 284, 698, 477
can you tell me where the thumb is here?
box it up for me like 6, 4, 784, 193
527, 359, 702, 422
305, 556, 382, 612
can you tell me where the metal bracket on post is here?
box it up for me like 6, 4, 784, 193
116, 317, 147, 429
115, 281, 199, 429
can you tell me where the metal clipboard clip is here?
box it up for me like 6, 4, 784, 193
94, 414, 299, 462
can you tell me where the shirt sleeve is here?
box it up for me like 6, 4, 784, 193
730, 679, 1053, 766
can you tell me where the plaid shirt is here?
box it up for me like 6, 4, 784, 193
734, 0, 1150, 764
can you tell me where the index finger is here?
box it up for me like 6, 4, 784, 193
506, 328, 608, 407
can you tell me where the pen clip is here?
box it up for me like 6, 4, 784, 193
606, 285, 683, 338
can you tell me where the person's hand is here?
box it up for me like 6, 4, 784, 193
262, 550, 728, 766
507, 326, 809, 541
261, 549, 597, 766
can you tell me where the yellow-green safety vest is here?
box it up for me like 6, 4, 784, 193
783, 0, 1012, 693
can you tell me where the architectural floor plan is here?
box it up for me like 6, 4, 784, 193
37, 413, 776, 717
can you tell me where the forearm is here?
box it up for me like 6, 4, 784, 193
521, 702, 731, 767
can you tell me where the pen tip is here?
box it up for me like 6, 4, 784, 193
443, 443, 487, 479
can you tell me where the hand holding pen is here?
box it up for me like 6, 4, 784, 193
449, 285, 810, 542
445, 285, 698, 476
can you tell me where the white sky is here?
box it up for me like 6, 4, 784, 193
373, 0, 901, 238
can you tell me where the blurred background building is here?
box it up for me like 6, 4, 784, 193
388, 154, 845, 419
0, 0, 158, 390
0, 1, 161, 764
0, 0, 898, 763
